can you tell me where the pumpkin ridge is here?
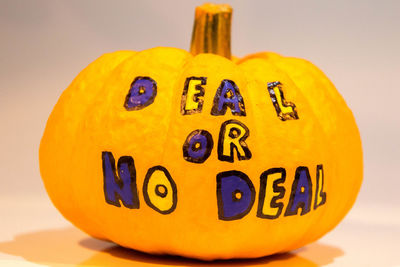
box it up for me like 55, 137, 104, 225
238, 55, 336, 254
263, 56, 347, 251
268, 55, 362, 248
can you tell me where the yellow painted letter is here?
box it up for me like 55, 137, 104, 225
218, 120, 252, 162
143, 166, 177, 214
181, 77, 207, 115
257, 168, 286, 219
314, 164, 327, 209
267, 81, 299, 121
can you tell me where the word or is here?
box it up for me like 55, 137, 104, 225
182, 119, 251, 164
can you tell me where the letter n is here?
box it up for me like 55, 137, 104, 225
102, 151, 140, 209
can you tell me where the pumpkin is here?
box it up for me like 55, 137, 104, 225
39, 3, 362, 260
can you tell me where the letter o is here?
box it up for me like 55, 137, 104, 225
143, 166, 177, 214
182, 129, 214, 164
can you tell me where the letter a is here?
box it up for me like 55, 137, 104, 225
285, 167, 312, 216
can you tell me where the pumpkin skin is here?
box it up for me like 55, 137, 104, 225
39, 46, 362, 260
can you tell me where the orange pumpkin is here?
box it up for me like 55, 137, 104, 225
39, 3, 362, 260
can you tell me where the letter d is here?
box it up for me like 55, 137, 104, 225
216, 170, 255, 221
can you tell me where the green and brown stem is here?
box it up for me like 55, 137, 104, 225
190, 3, 232, 59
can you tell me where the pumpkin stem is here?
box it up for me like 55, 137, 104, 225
190, 3, 232, 59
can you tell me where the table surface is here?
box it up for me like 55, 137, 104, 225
0, 195, 398, 267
